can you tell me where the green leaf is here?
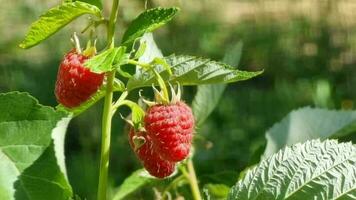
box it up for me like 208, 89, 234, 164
112, 169, 157, 200
122, 7, 179, 46
119, 100, 145, 129
0, 92, 72, 200
84, 47, 128, 73
64, 0, 102, 9
19, 2, 101, 49
228, 139, 356, 200
203, 184, 230, 200
127, 55, 262, 91
77, 0, 102, 9
192, 42, 243, 127
264, 107, 356, 157
192, 84, 226, 127
133, 41, 147, 60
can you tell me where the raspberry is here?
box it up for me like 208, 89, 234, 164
129, 129, 175, 178
55, 49, 104, 108
144, 101, 195, 162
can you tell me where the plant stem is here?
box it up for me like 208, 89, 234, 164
186, 159, 202, 200
107, 0, 120, 49
97, 71, 115, 200
97, 0, 120, 200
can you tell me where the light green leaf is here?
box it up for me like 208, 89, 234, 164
77, 0, 102, 9
112, 169, 157, 200
127, 55, 262, 91
264, 107, 356, 157
64, 0, 102, 9
122, 7, 179, 46
133, 41, 147, 60
84, 47, 128, 73
204, 184, 230, 200
119, 100, 145, 129
192, 42, 243, 127
228, 139, 356, 200
0, 92, 72, 200
19, 2, 101, 49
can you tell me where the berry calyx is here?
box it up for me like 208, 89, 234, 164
129, 128, 175, 178
55, 49, 104, 108
144, 101, 195, 162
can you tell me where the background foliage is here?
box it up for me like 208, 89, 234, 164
1, 0, 356, 199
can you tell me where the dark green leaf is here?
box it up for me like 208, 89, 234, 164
112, 169, 157, 200
84, 47, 128, 73
0, 92, 72, 199
263, 107, 356, 157
19, 2, 101, 49
127, 55, 262, 90
122, 7, 179, 46
228, 139, 356, 200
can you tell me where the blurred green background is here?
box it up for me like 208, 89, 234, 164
1, 0, 356, 199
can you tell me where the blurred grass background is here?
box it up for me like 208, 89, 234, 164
1, 0, 356, 199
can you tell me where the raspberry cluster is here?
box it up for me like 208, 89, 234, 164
55, 49, 104, 108
129, 101, 195, 178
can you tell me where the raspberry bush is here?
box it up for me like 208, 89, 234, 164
0, 0, 355, 200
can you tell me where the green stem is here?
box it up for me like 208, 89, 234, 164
107, 0, 120, 49
186, 159, 202, 200
128, 59, 170, 103
162, 175, 186, 200
128, 59, 151, 69
97, 71, 115, 200
97, 0, 120, 200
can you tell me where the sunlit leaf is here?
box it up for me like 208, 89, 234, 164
264, 107, 356, 157
0, 92, 72, 200
122, 7, 179, 46
127, 55, 262, 90
84, 47, 128, 73
19, 2, 101, 49
229, 139, 356, 200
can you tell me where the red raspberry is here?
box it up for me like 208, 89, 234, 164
144, 101, 195, 162
129, 129, 175, 178
55, 49, 104, 108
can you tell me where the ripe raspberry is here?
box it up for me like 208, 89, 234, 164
129, 129, 175, 178
144, 101, 195, 162
55, 49, 104, 108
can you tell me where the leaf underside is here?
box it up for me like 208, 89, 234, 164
127, 55, 262, 90
19, 2, 101, 49
264, 107, 356, 157
228, 139, 356, 200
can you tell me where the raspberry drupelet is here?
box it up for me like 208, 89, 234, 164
144, 101, 195, 162
55, 49, 104, 108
